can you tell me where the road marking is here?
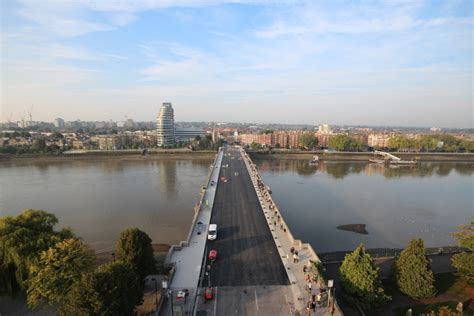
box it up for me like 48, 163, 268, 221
214, 286, 218, 316
254, 290, 259, 311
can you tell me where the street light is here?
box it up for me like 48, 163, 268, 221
151, 278, 158, 306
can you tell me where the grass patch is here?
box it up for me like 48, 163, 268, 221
394, 301, 473, 316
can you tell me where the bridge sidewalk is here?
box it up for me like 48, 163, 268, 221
159, 149, 224, 316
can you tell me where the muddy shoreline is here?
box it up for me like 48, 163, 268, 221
0, 151, 216, 164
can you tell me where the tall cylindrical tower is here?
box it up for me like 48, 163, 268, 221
156, 102, 175, 146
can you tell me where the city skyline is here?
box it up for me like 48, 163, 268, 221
1, 1, 473, 127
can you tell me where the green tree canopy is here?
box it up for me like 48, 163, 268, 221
31, 138, 46, 152
339, 244, 390, 310
387, 135, 415, 151
250, 142, 260, 150
116, 228, 155, 280
451, 218, 474, 285
394, 238, 436, 299
328, 135, 365, 151
299, 133, 318, 149
0, 209, 74, 290
27, 238, 95, 308
60, 261, 143, 316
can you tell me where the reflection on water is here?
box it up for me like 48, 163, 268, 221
256, 160, 473, 252
0, 158, 213, 251
257, 160, 474, 179
1, 158, 472, 253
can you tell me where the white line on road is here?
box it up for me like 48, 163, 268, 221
254, 290, 259, 311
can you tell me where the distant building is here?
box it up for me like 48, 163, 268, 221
156, 103, 175, 147
272, 131, 289, 148
175, 128, 206, 142
124, 119, 135, 129
350, 134, 369, 145
430, 127, 442, 132
72, 139, 90, 149
98, 136, 122, 150
288, 131, 303, 148
318, 124, 332, 134
54, 117, 65, 128
317, 133, 337, 147
368, 133, 393, 148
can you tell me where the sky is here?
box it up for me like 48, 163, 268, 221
1, 0, 473, 127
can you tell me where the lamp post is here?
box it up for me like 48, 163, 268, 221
151, 278, 158, 306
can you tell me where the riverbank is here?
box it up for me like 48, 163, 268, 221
0, 149, 216, 163
249, 150, 474, 162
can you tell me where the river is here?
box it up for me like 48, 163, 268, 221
1, 158, 472, 253
256, 159, 473, 252
0, 158, 213, 252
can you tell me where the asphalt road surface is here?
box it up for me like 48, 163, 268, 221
204, 147, 289, 286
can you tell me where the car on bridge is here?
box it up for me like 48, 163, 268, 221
208, 224, 217, 240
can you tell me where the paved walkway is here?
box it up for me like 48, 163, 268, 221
159, 149, 224, 315
241, 148, 337, 316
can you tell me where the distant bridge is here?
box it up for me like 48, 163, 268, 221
374, 150, 401, 161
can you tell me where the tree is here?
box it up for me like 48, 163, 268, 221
299, 133, 318, 149
388, 135, 414, 151
250, 142, 260, 150
116, 228, 155, 280
328, 135, 364, 151
32, 138, 46, 152
27, 238, 94, 308
394, 239, 436, 299
51, 132, 64, 140
20, 131, 31, 138
60, 261, 143, 316
339, 244, 390, 310
451, 218, 474, 285
0, 209, 74, 291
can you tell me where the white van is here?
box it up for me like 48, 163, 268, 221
208, 224, 217, 240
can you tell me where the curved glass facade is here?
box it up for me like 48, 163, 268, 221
156, 102, 175, 146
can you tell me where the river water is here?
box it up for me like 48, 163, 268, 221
1, 158, 472, 253
256, 159, 473, 252
0, 158, 213, 252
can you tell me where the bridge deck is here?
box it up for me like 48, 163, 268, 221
204, 147, 289, 286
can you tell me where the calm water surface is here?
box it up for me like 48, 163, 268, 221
0, 158, 213, 251
256, 160, 473, 252
1, 158, 472, 253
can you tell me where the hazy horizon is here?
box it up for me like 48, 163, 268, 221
1, 1, 473, 128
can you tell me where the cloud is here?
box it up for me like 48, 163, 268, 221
49, 44, 99, 61
253, 2, 427, 38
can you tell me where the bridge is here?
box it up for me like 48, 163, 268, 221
374, 150, 401, 161
159, 146, 342, 316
